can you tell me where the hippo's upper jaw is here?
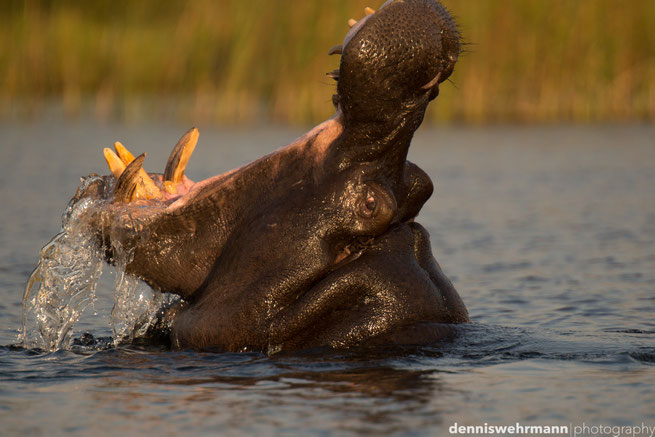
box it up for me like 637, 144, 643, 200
329, 0, 459, 174
66, 0, 468, 353
335, 0, 459, 124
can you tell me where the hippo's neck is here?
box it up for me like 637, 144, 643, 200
327, 99, 429, 185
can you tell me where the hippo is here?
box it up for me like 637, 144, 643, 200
68, 0, 469, 353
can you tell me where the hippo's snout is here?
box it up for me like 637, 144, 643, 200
333, 0, 459, 123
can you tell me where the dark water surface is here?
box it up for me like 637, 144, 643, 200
1, 121, 654, 436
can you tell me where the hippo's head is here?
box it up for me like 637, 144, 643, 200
65, 0, 468, 353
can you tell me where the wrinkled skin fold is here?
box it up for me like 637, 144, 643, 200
67, 0, 469, 353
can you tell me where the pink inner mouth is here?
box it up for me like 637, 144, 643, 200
148, 175, 197, 202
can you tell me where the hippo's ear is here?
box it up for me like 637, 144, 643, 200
334, 0, 459, 122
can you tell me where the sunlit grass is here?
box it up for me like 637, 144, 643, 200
1, 0, 653, 124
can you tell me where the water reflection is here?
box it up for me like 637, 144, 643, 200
85, 349, 449, 435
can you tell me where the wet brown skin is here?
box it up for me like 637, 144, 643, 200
72, 0, 469, 353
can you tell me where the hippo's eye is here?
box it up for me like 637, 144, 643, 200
358, 194, 377, 219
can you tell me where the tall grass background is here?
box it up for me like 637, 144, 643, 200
2, 0, 654, 124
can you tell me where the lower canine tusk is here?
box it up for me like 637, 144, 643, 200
114, 153, 146, 203
164, 127, 199, 191
113, 141, 162, 199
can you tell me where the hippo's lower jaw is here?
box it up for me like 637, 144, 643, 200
62, 0, 468, 353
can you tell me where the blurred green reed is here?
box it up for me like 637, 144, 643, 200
1, 0, 654, 124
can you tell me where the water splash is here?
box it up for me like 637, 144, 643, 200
21, 191, 104, 351
111, 266, 171, 346
21, 176, 167, 351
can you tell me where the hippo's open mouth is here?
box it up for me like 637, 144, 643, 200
51, 0, 469, 353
